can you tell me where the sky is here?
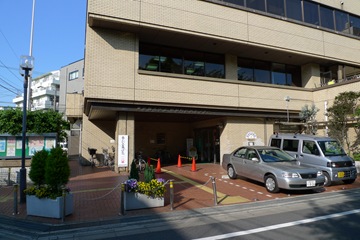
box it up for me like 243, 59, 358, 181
0, 0, 87, 107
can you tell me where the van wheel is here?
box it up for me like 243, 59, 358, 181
323, 172, 331, 187
227, 165, 237, 179
343, 179, 356, 184
265, 175, 279, 193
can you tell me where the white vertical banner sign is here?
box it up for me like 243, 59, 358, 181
118, 135, 129, 167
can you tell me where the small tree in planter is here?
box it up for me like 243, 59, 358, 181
25, 146, 73, 218
45, 147, 71, 199
28, 149, 48, 187
129, 160, 139, 181
144, 164, 155, 183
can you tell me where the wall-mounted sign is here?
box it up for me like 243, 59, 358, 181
246, 131, 257, 141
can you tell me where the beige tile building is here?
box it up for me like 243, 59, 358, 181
82, 0, 360, 171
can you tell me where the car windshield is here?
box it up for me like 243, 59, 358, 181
318, 140, 346, 156
258, 148, 296, 162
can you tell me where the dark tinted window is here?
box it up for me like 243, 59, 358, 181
270, 138, 281, 148
286, 0, 302, 21
267, 0, 285, 16
238, 58, 254, 81
205, 53, 225, 78
139, 43, 225, 78
303, 0, 319, 25
272, 63, 286, 85
139, 44, 160, 71
254, 60, 271, 83
283, 139, 299, 152
237, 58, 301, 86
335, 10, 350, 33
247, 0, 265, 12
320, 5, 334, 30
160, 47, 183, 74
184, 51, 205, 76
350, 15, 360, 36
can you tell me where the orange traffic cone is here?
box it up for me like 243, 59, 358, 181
191, 157, 197, 172
155, 158, 162, 174
177, 154, 182, 168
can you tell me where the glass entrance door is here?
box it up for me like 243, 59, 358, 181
194, 127, 220, 163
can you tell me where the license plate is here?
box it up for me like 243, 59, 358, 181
338, 172, 344, 178
306, 180, 316, 187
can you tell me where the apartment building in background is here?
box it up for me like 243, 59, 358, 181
83, 0, 360, 170
13, 70, 60, 111
12, 60, 85, 157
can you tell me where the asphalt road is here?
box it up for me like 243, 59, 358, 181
1, 189, 360, 239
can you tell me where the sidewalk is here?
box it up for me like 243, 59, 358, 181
1, 158, 360, 225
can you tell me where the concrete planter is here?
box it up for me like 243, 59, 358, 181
124, 192, 164, 210
26, 193, 74, 218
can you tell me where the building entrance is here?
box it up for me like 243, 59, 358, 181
194, 127, 220, 163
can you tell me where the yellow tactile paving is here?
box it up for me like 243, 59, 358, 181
162, 169, 250, 204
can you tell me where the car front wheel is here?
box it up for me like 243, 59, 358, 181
323, 172, 332, 187
227, 165, 237, 179
265, 175, 279, 193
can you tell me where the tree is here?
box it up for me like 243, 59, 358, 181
28, 149, 49, 186
299, 103, 319, 135
327, 91, 360, 152
45, 147, 70, 198
0, 108, 69, 143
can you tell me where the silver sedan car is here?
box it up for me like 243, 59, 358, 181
222, 146, 325, 193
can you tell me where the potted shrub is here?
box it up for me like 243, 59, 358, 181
123, 164, 166, 210
25, 147, 73, 218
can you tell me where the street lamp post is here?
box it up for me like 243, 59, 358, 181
19, 55, 34, 203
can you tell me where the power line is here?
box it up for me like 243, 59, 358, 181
0, 29, 19, 61
0, 75, 21, 92
0, 83, 18, 95
0, 59, 22, 83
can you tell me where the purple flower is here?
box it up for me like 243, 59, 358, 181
156, 178, 166, 183
125, 179, 138, 192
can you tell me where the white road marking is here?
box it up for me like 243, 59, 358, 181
193, 209, 360, 240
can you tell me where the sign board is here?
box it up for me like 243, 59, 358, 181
118, 135, 129, 167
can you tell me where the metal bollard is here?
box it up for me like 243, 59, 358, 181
62, 188, 66, 222
119, 183, 125, 215
170, 179, 174, 210
13, 184, 19, 215
210, 176, 218, 206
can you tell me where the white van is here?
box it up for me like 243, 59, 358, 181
269, 133, 357, 186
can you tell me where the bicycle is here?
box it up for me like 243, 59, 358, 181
88, 147, 97, 168
134, 151, 147, 173
102, 146, 115, 170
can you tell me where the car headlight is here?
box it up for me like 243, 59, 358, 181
282, 172, 299, 178
317, 171, 323, 177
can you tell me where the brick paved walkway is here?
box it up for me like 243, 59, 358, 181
1, 158, 359, 225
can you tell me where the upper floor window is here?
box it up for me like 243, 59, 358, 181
247, 0, 265, 12
303, 0, 319, 26
267, 0, 285, 17
286, 0, 302, 22
237, 58, 301, 87
69, 70, 79, 80
210, 0, 360, 38
320, 6, 334, 30
139, 43, 225, 78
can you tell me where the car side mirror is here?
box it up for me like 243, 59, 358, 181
251, 157, 259, 162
